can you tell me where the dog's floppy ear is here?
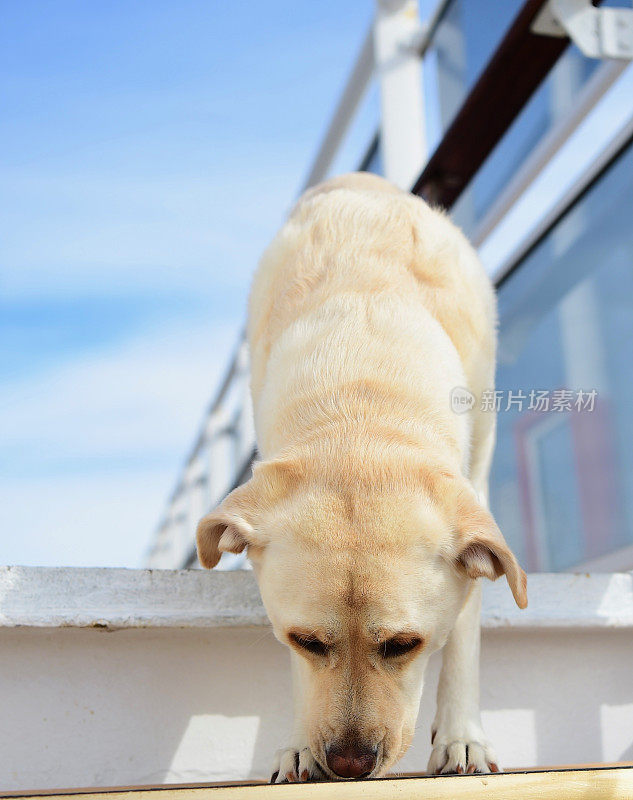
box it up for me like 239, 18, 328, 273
453, 484, 527, 609
196, 509, 257, 569
196, 455, 304, 569
196, 481, 261, 569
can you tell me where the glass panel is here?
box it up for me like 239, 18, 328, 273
450, 44, 599, 234
490, 137, 633, 571
423, 0, 632, 234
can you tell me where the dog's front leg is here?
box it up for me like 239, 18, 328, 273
270, 653, 325, 783
428, 581, 499, 775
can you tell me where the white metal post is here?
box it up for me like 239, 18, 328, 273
171, 491, 187, 567
236, 340, 256, 467
184, 456, 205, 565
373, 0, 427, 189
205, 409, 233, 510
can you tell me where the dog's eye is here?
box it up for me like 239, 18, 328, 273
380, 636, 423, 659
289, 633, 330, 657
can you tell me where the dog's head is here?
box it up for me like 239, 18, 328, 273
197, 456, 526, 778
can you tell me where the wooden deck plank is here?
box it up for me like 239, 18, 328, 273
4, 765, 633, 800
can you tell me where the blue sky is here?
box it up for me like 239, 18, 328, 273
0, 0, 392, 567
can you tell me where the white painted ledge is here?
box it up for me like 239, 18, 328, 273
0, 566, 632, 631
0, 567, 267, 630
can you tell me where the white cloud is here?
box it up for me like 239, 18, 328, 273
3, 318, 236, 454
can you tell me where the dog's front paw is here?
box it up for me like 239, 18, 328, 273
427, 726, 499, 775
270, 745, 325, 783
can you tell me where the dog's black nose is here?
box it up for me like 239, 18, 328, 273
325, 742, 377, 778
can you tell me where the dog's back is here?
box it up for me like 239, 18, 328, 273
248, 173, 496, 476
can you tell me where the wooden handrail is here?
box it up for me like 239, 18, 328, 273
411, 0, 574, 209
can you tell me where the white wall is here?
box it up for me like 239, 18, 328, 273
1, 569, 632, 790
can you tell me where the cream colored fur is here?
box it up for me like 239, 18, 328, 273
197, 173, 527, 781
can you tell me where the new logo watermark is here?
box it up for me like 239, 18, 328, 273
450, 387, 476, 415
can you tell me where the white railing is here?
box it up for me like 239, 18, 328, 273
147, 338, 256, 568
146, 0, 436, 568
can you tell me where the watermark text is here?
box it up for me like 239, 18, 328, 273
450, 387, 598, 414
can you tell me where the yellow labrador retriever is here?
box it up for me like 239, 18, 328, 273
197, 173, 527, 782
